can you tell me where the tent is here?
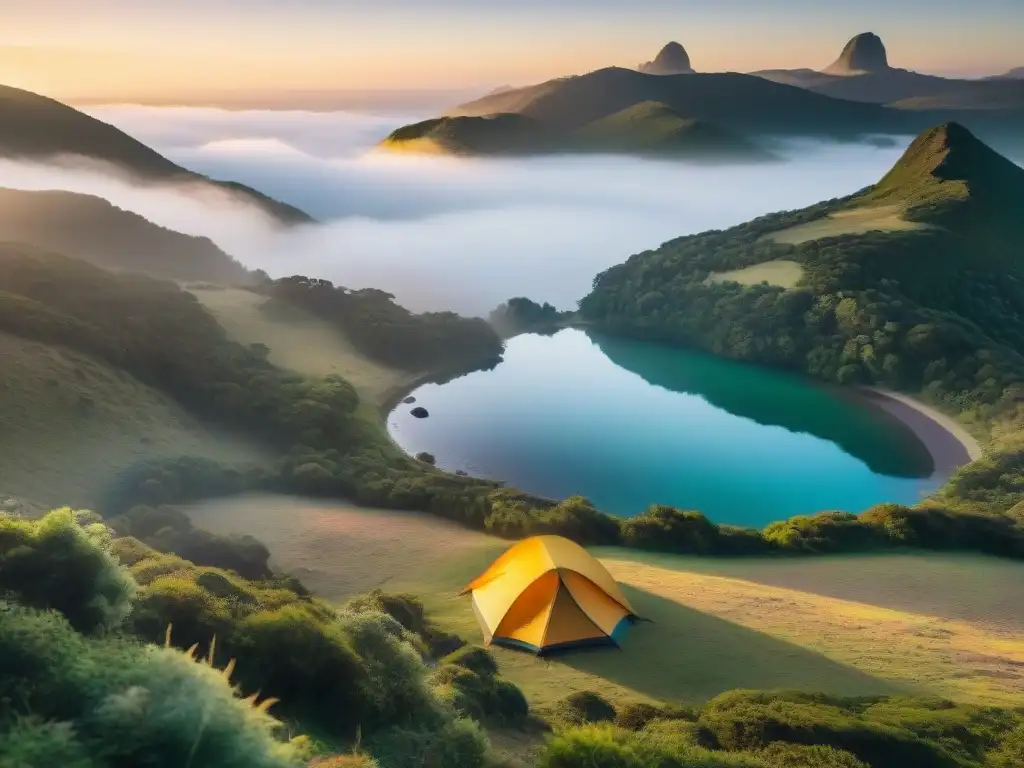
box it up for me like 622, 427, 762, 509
459, 535, 639, 654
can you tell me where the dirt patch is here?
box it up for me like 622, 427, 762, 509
767, 205, 933, 245
183, 494, 497, 601
190, 287, 414, 405
705, 259, 804, 288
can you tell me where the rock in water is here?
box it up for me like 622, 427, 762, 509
403, 396, 417, 404
411, 407, 429, 419
639, 42, 695, 75
823, 32, 890, 75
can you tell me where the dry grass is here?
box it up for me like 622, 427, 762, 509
767, 205, 933, 245
181, 496, 1024, 707
190, 287, 414, 405
705, 259, 804, 288
0, 332, 268, 509
598, 552, 1024, 706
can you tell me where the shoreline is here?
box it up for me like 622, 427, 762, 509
858, 386, 983, 477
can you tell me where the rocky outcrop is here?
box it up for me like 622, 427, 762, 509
639, 42, 695, 75
823, 33, 891, 75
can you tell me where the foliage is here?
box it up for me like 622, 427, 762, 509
539, 692, 1023, 768
432, 650, 529, 724
108, 503, 273, 579
0, 509, 135, 633
0, 603, 303, 768
490, 297, 570, 337
265, 275, 504, 372
0, 245, 360, 459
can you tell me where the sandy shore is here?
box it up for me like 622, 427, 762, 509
859, 387, 982, 476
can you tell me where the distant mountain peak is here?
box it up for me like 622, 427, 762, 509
823, 32, 890, 75
639, 42, 695, 75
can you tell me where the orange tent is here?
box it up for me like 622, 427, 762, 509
459, 535, 639, 654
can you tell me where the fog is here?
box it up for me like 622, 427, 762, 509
0, 106, 912, 314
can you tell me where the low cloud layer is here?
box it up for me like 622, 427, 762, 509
1, 106, 912, 314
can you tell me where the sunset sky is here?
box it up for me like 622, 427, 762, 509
2, 0, 1021, 101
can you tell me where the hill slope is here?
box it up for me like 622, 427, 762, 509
580, 123, 1024, 451
571, 102, 776, 161
0, 187, 250, 283
0, 84, 311, 225
381, 113, 555, 155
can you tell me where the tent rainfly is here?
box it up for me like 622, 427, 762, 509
459, 535, 639, 654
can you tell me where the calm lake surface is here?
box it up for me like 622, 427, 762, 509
388, 329, 943, 527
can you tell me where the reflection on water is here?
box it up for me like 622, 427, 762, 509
388, 329, 943, 527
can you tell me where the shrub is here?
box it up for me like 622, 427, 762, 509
232, 604, 370, 738
757, 742, 869, 767
537, 724, 766, 768
431, 663, 528, 724
0, 604, 301, 768
616, 702, 698, 731
443, 645, 499, 677
0, 509, 136, 633
697, 691, 964, 768
546, 691, 618, 729
367, 717, 489, 768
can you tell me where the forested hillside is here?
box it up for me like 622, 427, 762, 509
580, 122, 1024, 524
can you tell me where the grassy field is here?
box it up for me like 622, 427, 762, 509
189, 287, 415, 405
767, 205, 933, 245
0, 332, 268, 510
705, 259, 804, 288
183, 494, 1024, 709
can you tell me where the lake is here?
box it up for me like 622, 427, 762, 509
387, 329, 943, 527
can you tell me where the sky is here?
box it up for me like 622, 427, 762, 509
0, 0, 1021, 100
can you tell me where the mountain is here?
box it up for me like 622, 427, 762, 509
823, 32, 890, 75
0, 84, 312, 225
753, 33, 1024, 111
0, 187, 251, 283
579, 123, 1024, 418
381, 101, 777, 161
380, 66, 932, 159
990, 66, 1024, 80
638, 42, 695, 75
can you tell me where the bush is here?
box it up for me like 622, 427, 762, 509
537, 724, 766, 768
697, 691, 965, 768
757, 743, 869, 767
0, 604, 302, 768
443, 645, 499, 677
616, 702, 698, 731
232, 605, 371, 738
0, 509, 135, 633
431, 663, 528, 724
366, 717, 489, 768
546, 691, 618, 729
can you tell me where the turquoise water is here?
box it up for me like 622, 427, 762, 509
387, 329, 943, 527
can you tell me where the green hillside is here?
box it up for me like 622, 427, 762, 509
0, 187, 250, 283
382, 97, 779, 161
381, 112, 555, 155
571, 102, 775, 161
0, 84, 311, 225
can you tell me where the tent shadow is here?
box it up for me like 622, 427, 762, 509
543, 584, 908, 703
